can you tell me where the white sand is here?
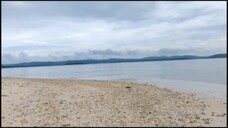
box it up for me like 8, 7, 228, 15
1, 78, 227, 127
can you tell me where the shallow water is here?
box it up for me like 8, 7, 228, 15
2, 58, 227, 100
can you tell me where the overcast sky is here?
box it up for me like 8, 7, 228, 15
2, 1, 227, 64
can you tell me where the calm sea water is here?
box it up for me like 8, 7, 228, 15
2, 58, 227, 100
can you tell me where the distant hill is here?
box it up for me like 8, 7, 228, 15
2, 53, 226, 68
208, 53, 227, 58
141, 55, 203, 61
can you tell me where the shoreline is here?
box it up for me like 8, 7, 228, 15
133, 79, 227, 102
2, 77, 227, 127
3, 76, 226, 101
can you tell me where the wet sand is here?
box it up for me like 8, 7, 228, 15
1, 77, 227, 127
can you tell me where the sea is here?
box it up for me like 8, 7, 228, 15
2, 58, 227, 100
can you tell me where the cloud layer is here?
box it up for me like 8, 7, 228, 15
2, 1, 227, 64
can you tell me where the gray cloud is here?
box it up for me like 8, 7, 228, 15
2, 1, 227, 64
2, 1, 157, 22
2, 47, 220, 64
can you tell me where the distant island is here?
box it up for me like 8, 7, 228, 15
2, 53, 226, 68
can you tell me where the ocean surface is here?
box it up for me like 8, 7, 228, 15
2, 58, 227, 100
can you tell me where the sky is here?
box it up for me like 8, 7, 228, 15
2, 1, 227, 64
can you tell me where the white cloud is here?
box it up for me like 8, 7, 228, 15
2, 1, 227, 64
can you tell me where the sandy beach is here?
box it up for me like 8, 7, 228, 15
1, 77, 227, 127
